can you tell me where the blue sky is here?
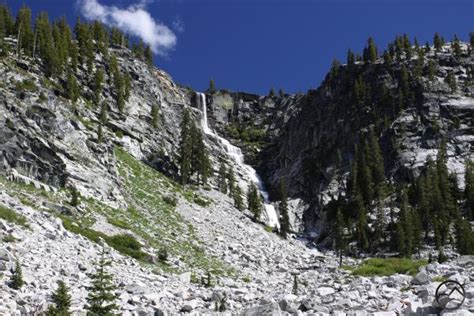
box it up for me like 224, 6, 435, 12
7, 0, 474, 95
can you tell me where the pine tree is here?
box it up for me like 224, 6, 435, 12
335, 208, 346, 266
86, 247, 118, 315
15, 5, 34, 56
247, 183, 262, 220
367, 37, 378, 63
47, 280, 72, 316
227, 166, 236, 196
434, 32, 443, 51
455, 218, 474, 255
402, 34, 412, 59
99, 102, 108, 124
279, 89, 285, 98
70, 188, 80, 207
398, 190, 414, 257
179, 108, 193, 185
94, 67, 105, 105
445, 71, 457, 93
268, 88, 275, 97
279, 178, 290, 238
9, 260, 23, 290
144, 45, 153, 66
292, 274, 298, 295
66, 69, 79, 103
465, 160, 474, 220
209, 79, 216, 94
330, 58, 340, 78
151, 105, 159, 128
218, 162, 228, 194
97, 125, 103, 144
347, 49, 355, 66
452, 34, 461, 57
233, 185, 244, 211
354, 192, 369, 251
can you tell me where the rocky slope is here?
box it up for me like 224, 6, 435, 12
206, 43, 474, 235
0, 35, 474, 316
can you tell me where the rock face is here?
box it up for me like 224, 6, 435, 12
1, 37, 474, 315
207, 44, 474, 235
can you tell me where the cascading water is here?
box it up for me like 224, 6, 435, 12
196, 92, 280, 229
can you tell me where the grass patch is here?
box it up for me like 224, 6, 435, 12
2, 234, 17, 243
61, 216, 145, 260
351, 258, 427, 277
107, 217, 130, 229
0, 205, 28, 227
433, 275, 448, 282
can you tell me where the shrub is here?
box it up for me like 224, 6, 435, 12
158, 247, 168, 262
0, 205, 28, 227
193, 195, 210, 207
163, 195, 177, 207
351, 258, 427, 277
15, 79, 37, 92
106, 234, 145, 260
107, 218, 130, 229
2, 234, 16, 243
9, 260, 23, 289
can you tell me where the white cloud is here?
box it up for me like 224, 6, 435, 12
77, 0, 177, 56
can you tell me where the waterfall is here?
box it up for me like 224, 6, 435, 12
196, 92, 280, 229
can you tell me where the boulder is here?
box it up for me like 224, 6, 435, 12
412, 271, 431, 285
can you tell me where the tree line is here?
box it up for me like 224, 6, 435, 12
330, 133, 474, 259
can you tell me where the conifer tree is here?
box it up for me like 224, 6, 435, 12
144, 45, 153, 66
0, 5, 14, 39
268, 88, 275, 97
218, 162, 228, 194
47, 280, 72, 316
292, 275, 298, 295
233, 185, 244, 211
455, 218, 474, 255
86, 247, 118, 316
99, 102, 108, 124
209, 79, 216, 94
247, 183, 262, 220
179, 108, 193, 185
97, 124, 103, 144
402, 34, 412, 59
354, 193, 369, 251
66, 69, 79, 103
465, 160, 474, 220
347, 49, 355, 66
9, 260, 23, 290
398, 190, 414, 257
279, 178, 290, 238
15, 5, 34, 56
335, 208, 346, 266
94, 67, 105, 105
434, 32, 443, 51
227, 166, 236, 196
452, 34, 462, 57
279, 89, 285, 98
445, 71, 457, 93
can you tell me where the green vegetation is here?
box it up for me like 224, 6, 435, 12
9, 260, 24, 289
14, 79, 37, 93
0, 205, 28, 227
347, 258, 427, 277
2, 234, 16, 243
179, 108, 212, 186
46, 280, 72, 316
86, 247, 118, 316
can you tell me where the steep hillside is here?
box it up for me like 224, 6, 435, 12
1, 4, 474, 315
